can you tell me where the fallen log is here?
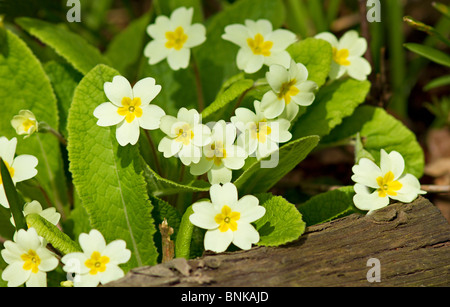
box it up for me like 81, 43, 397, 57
106, 196, 450, 287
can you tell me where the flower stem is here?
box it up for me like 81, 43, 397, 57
191, 54, 205, 112
144, 130, 163, 176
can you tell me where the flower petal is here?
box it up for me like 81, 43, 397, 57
115, 119, 140, 146
222, 24, 249, 47
266, 64, 287, 92
232, 222, 260, 250
0, 137, 17, 165
185, 23, 206, 48
158, 136, 182, 158
260, 91, 284, 119
237, 48, 264, 74
380, 149, 405, 180
346, 56, 371, 81
353, 188, 389, 212
208, 164, 232, 185
93, 102, 123, 127
204, 228, 233, 253
351, 158, 382, 189
190, 156, 213, 176
190, 201, 219, 230
138, 104, 165, 130
11, 155, 38, 183
167, 48, 191, 71
144, 40, 170, 65
104, 75, 133, 107
132, 77, 161, 106
210, 182, 238, 209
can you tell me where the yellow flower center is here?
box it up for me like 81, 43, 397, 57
85, 251, 110, 275
22, 118, 36, 132
376, 171, 403, 198
21, 249, 41, 274
0, 160, 14, 185
175, 124, 194, 146
247, 33, 273, 57
250, 120, 272, 144
117, 97, 143, 123
165, 26, 188, 50
206, 142, 227, 166
278, 79, 300, 105
332, 47, 351, 66
214, 205, 240, 232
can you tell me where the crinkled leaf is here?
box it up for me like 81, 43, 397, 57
288, 38, 332, 88
67, 64, 158, 271
254, 194, 306, 246
0, 29, 68, 216
234, 135, 320, 195
322, 105, 425, 178
297, 186, 359, 226
142, 160, 210, 197
16, 17, 110, 74
292, 78, 371, 139
26, 213, 81, 255
44, 61, 82, 138
201, 78, 254, 123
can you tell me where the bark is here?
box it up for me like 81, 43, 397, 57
107, 197, 450, 287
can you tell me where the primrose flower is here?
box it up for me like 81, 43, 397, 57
10, 200, 61, 227
0, 137, 38, 209
61, 229, 131, 287
1, 228, 58, 287
222, 19, 297, 74
190, 120, 247, 185
10, 110, 38, 138
351, 149, 426, 215
144, 6, 206, 70
261, 60, 318, 120
93, 75, 165, 146
158, 108, 212, 166
189, 183, 265, 253
315, 30, 371, 81
231, 101, 292, 159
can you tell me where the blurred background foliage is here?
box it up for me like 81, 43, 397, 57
1, 0, 449, 219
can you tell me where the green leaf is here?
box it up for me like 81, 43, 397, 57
201, 78, 254, 122
43, 61, 82, 138
194, 0, 285, 104
297, 186, 359, 226
26, 213, 81, 255
16, 17, 110, 74
234, 135, 320, 195
288, 38, 333, 88
291, 78, 371, 139
67, 64, 158, 270
175, 205, 195, 259
105, 12, 152, 78
0, 29, 68, 217
0, 206, 15, 240
1, 158, 26, 231
142, 160, 210, 197
254, 194, 306, 246
404, 43, 450, 67
322, 105, 425, 178
424, 74, 450, 91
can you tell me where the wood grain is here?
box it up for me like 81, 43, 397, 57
106, 197, 450, 287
